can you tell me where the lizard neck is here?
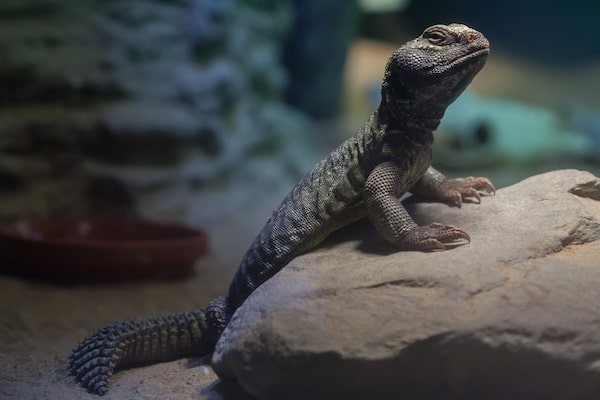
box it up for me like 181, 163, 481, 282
376, 82, 441, 147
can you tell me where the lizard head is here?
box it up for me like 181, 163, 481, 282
381, 24, 489, 124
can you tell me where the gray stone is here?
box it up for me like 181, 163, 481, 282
212, 169, 600, 400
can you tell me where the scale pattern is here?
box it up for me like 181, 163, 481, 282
70, 24, 494, 395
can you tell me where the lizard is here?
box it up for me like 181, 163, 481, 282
69, 23, 494, 395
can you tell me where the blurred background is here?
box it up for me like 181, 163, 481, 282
1, 2, 600, 396
1, 0, 599, 239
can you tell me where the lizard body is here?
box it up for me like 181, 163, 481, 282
69, 24, 494, 395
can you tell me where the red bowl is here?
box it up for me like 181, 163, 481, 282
0, 217, 208, 283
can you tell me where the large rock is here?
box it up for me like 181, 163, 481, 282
212, 169, 600, 400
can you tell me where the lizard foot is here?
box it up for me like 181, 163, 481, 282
399, 223, 470, 251
438, 176, 495, 208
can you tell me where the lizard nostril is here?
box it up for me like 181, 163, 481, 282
466, 32, 476, 43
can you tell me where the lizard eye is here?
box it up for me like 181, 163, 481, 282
423, 28, 448, 45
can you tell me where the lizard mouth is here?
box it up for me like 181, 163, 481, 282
452, 48, 490, 68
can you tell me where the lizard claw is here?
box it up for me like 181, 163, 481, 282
442, 176, 495, 207
399, 223, 470, 251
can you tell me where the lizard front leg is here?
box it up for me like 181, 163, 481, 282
411, 166, 495, 208
365, 161, 469, 251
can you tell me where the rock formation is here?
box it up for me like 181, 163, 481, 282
213, 169, 600, 400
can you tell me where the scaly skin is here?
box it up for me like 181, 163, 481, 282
69, 24, 494, 395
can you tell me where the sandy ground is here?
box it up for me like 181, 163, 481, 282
0, 182, 279, 400
0, 226, 259, 400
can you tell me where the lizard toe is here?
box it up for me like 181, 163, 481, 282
442, 176, 495, 205
462, 176, 495, 195
477, 177, 496, 195
399, 223, 470, 251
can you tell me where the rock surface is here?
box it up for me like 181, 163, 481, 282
212, 169, 600, 400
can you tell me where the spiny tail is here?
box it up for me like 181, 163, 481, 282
69, 296, 231, 396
